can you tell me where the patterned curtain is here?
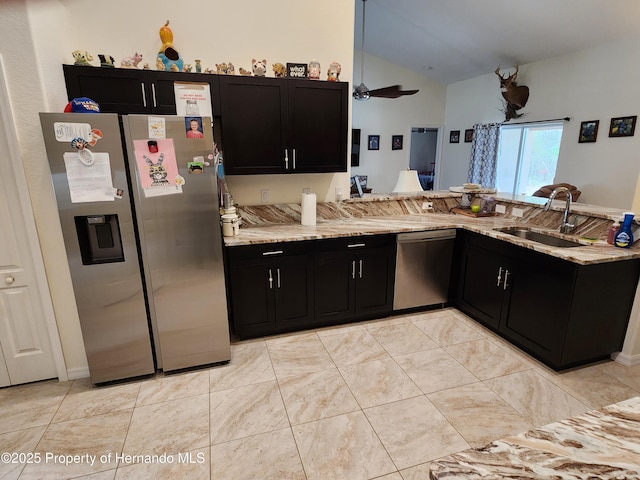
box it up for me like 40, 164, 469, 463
467, 123, 501, 187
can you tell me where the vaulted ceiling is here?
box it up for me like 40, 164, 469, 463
354, 0, 640, 85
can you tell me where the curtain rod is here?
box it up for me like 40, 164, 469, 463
503, 117, 570, 126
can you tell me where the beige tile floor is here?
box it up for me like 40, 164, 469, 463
2, 308, 640, 479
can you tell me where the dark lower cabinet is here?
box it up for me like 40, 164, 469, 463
457, 231, 640, 370
226, 235, 396, 339
314, 235, 396, 325
226, 241, 313, 339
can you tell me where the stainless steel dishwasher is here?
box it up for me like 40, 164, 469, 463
393, 229, 456, 310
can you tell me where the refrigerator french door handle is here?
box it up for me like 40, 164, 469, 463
141, 83, 147, 108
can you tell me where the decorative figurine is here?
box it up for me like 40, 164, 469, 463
156, 57, 165, 71
216, 63, 229, 75
273, 62, 287, 78
308, 59, 321, 80
252, 59, 267, 76
327, 61, 341, 81
143, 63, 150, 70
72, 50, 93, 66
238, 67, 252, 76
170, 64, 179, 72
183, 64, 192, 72
98, 54, 115, 68
227, 62, 235, 75
195, 59, 202, 73
121, 52, 143, 69
157, 20, 184, 72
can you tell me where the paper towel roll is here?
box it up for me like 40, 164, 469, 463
301, 193, 317, 226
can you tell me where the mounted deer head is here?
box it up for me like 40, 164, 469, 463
495, 65, 530, 121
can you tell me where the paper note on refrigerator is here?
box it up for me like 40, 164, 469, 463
133, 138, 182, 197
63, 152, 115, 203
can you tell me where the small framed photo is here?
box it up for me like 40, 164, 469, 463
464, 129, 474, 143
450, 130, 460, 143
579, 120, 599, 143
609, 116, 637, 137
368, 135, 380, 150
286, 63, 307, 78
392, 135, 403, 150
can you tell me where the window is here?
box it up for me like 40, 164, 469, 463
496, 122, 563, 195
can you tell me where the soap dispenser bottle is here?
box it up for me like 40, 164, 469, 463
614, 212, 635, 248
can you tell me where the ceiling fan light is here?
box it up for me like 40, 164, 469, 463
353, 83, 371, 101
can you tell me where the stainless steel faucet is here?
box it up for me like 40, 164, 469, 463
544, 186, 575, 233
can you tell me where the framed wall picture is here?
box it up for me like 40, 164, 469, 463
579, 120, 599, 143
609, 116, 637, 137
464, 129, 474, 143
450, 130, 460, 143
392, 135, 403, 150
368, 135, 380, 150
351, 128, 361, 166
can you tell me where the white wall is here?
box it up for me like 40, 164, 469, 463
442, 36, 640, 209
2, 0, 355, 375
351, 52, 447, 193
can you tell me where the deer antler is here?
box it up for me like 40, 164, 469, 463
495, 66, 505, 79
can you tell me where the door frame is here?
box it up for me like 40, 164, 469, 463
408, 125, 444, 191
0, 56, 67, 382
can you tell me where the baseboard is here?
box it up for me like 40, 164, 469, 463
611, 351, 640, 367
66, 366, 90, 380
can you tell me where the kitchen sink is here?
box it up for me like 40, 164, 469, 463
494, 227, 584, 248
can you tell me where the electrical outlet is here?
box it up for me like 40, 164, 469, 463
422, 201, 433, 211
495, 204, 506, 214
261, 189, 270, 203
335, 187, 344, 201
303, 188, 311, 194
512, 207, 524, 217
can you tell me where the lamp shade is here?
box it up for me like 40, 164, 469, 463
392, 170, 424, 193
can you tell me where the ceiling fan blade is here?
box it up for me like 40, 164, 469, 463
369, 85, 419, 98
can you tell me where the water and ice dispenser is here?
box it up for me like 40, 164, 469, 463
74, 214, 124, 265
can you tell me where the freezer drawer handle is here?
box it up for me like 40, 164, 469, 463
347, 243, 366, 248
140, 83, 147, 108
268, 269, 273, 289
262, 250, 284, 256
496, 266, 503, 287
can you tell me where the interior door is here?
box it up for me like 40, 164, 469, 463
0, 86, 58, 386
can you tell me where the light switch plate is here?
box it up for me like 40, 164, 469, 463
495, 204, 506, 214
512, 207, 524, 217
261, 189, 270, 203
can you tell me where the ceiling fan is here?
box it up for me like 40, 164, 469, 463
353, 0, 419, 101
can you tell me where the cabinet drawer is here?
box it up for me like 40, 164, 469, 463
227, 241, 312, 263
315, 234, 395, 253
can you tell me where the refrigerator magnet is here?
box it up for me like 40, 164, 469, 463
188, 161, 204, 174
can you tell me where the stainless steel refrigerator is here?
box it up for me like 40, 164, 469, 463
40, 113, 230, 384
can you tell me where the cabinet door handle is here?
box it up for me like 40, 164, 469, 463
151, 83, 157, 107
284, 150, 289, 170
141, 83, 147, 108
262, 250, 284, 256
347, 243, 366, 248
268, 269, 273, 289
351, 260, 356, 279
496, 267, 503, 287
292, 148, 296, 170
503, 270, 510, 290
277, 268, 281, 289
359, 259, 363, 278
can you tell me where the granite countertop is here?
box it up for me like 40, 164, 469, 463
223, 212, 640, 266
428, 396, 640, 479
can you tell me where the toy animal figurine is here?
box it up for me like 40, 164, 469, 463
216, 63, 229, 75
252, 59, 267, 76
156, 57, 165, 71
144, 154, 169, 186
327, 61, 341, 81
273, 63, 286, 78
72, 50, 93, 66
227, 62, 235, 75
195, 59, 202, 73
121, 52, 143, 69
170, 63, 179, 72
238, 67, 252, 76
98, 54, 115, 68
143, 63, 150, 70
183, 64, 192, 72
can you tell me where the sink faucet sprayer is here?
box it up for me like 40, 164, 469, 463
544, 186, 575, 234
